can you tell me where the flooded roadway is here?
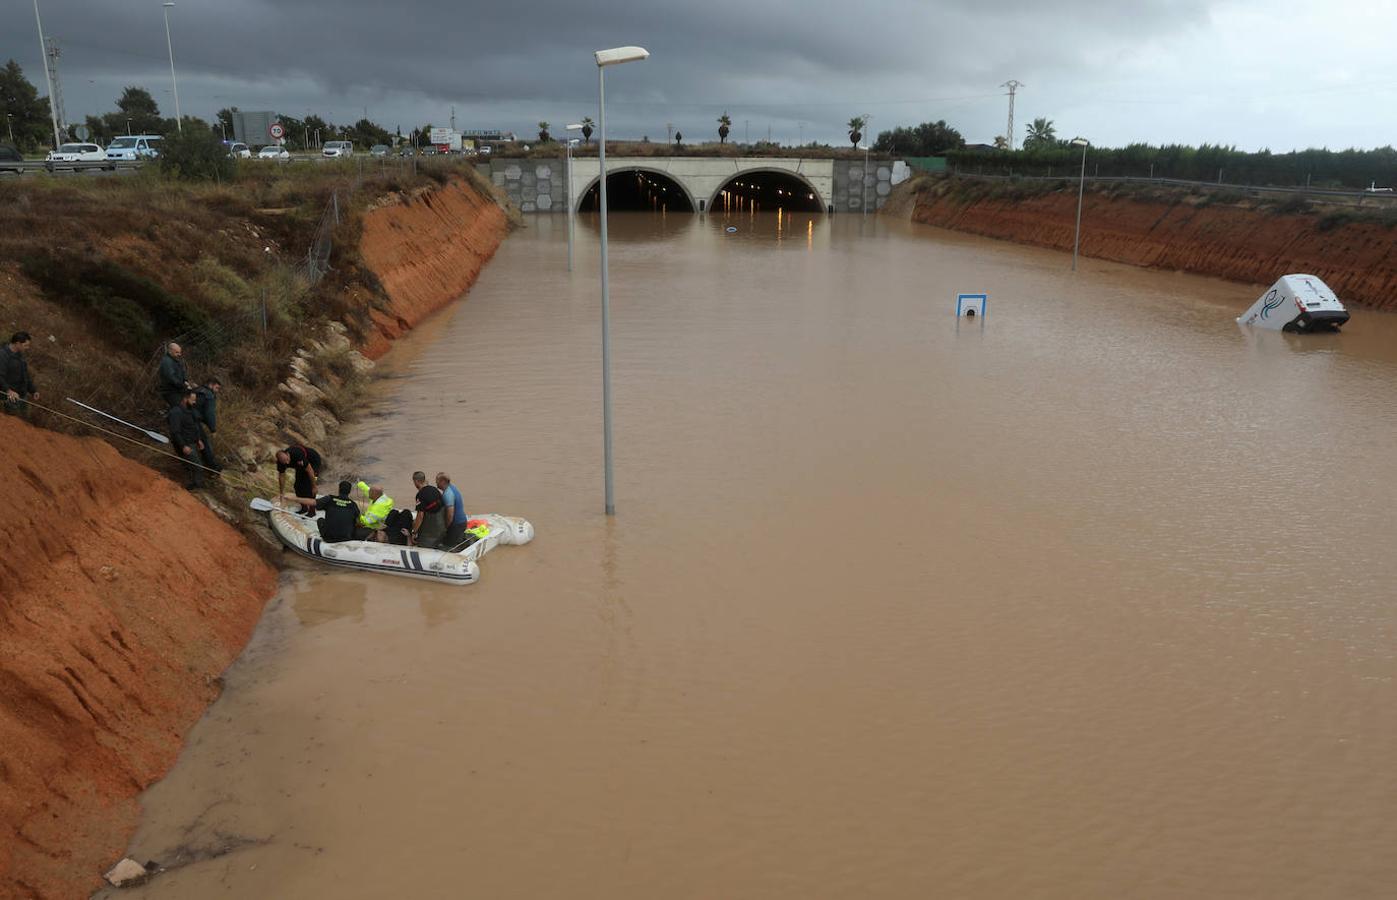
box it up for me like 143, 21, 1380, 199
104, 211, 1397, 899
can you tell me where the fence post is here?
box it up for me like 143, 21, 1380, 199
332, 190, 339, 225
1217, 168, 1223, 184
1149, 163, 1154, 179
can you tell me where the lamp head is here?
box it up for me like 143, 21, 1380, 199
1070, 137, 1089, 146
595, 46, 649, 67
565, 123, 584, 131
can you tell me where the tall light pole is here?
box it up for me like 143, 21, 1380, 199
860, 113, 872, 215
1071, 137, 1088, 272
162, 1, 182, 132
565, 123, 583, 272
594, 45, 649, 516
32, 0, 62, 148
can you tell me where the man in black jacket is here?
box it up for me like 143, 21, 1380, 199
286, 481, 361, 543
1, 331, 38, 417
167, 390, 215, 488
158, 342, 193, 409
193, 378, 223, 471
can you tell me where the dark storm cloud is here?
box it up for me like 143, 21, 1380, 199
7, 0, 1215, 142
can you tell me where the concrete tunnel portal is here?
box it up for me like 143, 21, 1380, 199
576, 168, 826, 214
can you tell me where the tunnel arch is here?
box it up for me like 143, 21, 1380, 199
709, 168, 826, 214
576, 167, 698, 213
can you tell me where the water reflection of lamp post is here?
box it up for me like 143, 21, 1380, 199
1071, 137, 1089, 272
565, 123, 584, 272
594, 45, 649, 517
162, 1, 182, 132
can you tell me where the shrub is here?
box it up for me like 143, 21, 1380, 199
159, 126, 236, 182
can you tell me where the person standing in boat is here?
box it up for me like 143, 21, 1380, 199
409, 471, 447, 548
167, 390, 214, 489
437, 472, 470, 549
276, 444, 322, 514
287, 481, 360, 543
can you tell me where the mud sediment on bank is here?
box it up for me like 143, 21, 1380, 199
888, 175, 1397, 309
357, 179, 510, 358
0, 419, 277, 900
0, 171, 513, 899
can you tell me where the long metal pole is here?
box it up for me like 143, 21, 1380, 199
862, 142, 869, 215
33, 0, 61, 148
566, 141, 574, 272
163, 3, 182, 131
1072, 143, 1087, 272
598, 66, 615, 516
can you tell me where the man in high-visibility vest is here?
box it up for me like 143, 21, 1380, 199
355, 481, 394, 542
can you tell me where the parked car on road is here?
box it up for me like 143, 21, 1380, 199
225, 141, 251, 158
46, 143, 106, 170
0, 143, 23, 173
258, 145, 290, 159
370, 144, 390, 157
398, 146, 416, 157
322, 140, 353, 158
106, 134, 162, 161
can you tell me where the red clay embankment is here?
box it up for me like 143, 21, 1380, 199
0, 418, 277, 900
357, 178, 510, 358
892, 177, 1397, 309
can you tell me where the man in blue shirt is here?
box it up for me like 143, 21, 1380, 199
436, 472, 469, 550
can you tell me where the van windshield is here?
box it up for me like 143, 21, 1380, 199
109, 137, 137, 149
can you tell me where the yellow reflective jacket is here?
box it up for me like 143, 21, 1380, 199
356, 481, 394, 528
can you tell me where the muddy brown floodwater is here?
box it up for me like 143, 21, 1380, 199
102, 212, 1397, 899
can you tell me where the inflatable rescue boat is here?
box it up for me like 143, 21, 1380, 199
264, 503, 534, 585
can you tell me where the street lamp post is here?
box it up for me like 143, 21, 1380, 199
594, 45, 649, 516
32, 0, 62, 148
5, 114, 13, 145
1071, 137, 1088, 271
565, 123, 584, 272
162, 1, 182, 132
859, 113, 873, 215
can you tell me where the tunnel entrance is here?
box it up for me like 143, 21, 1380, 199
713, 171, 823, 214
578, 170, 694, 213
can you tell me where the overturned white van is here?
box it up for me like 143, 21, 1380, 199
1237, 274, 1350, 332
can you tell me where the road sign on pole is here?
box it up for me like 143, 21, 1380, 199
268, 122, 285, 140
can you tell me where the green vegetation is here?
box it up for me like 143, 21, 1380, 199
947, 142, 1397, 190
1023, 117, 1058, 150
159, 126, 237, 181
873, 120, 965, 156
0, 60, 52, 152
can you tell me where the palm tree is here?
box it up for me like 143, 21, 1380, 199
1023, 117, 1056, 149
848, 115, 867, 148
538, 121, 551, 143
718, 112, 731, 144
581, 116, 594, 144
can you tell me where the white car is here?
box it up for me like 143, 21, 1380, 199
46, 142, 106, 169
226, 141, 251, 158
258, 145, 290, 159
322, 140, 353, 158
106, 134, 162, 161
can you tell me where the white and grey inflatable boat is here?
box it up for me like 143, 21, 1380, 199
264, 503, 534, 585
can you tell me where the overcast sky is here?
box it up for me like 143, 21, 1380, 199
7, 0, 1396, 150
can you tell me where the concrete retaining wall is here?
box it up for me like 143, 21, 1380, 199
479, 156, 905, 214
